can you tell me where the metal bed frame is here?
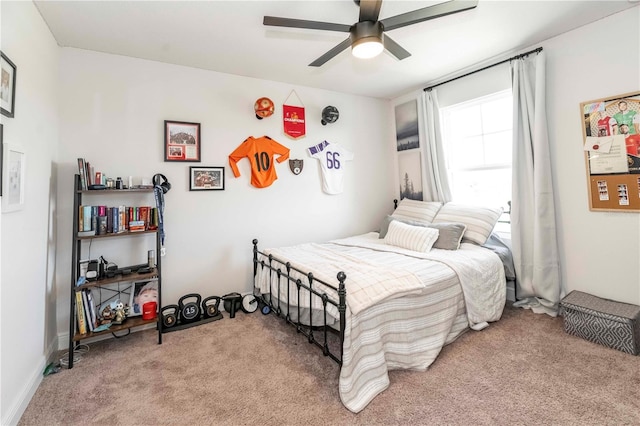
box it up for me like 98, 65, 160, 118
252, 239, 346, 365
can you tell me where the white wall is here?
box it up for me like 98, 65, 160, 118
545, 7, 640, 305
0, 1, 60, 424
395, 6, 640, 306
54, 49, 395, 345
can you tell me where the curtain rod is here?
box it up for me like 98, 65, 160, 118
423, 46, 543, 92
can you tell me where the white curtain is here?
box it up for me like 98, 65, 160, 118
421, 89, 452, 202
510, 51, 562, 316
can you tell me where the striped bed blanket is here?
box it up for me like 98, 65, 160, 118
255, 232, 506, 413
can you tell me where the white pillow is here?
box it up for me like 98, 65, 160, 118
391, 198, 443, 225
432, 203, 503, 246
384, 220, 439, 253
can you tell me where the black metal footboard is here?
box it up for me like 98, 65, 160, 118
252, 239, 346, 366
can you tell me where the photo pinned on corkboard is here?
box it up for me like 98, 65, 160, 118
580, 91, 640, 212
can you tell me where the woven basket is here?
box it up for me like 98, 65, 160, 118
560, 291, 640, 355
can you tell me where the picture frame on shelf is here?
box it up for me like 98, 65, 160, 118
189, 166, 225, 191
1, 51, 17, 118
164, 120, 201, 162
129, 279, 159, 317
2, 144, 25, 213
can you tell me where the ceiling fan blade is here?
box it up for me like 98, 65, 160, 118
359, 0, 382, 23
309, 38, 352, 67
264, 16, 350, 32
380, 0, 478, 32
383, 34, 411, 61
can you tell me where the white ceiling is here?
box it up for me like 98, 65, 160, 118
34, 0, 637, 99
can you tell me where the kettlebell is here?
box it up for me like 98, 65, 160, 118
161, 304, 179, 328
178, 293, 202, 323
202, 296, 221, 318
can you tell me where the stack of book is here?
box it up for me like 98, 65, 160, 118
77, 158, 102, 190
78, 205, 158, 235
75, 288, 98, 334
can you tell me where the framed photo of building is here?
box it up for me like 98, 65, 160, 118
164, 120, 201, 162
189, 166, 224, 191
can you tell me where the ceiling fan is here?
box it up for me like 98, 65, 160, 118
263, 0, 478, 67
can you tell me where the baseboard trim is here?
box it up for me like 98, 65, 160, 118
2, 337, 58, 426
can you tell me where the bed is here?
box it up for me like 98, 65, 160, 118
252, 199, 510, 413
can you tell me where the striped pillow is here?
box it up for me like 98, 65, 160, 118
432, 203, 503, 246
384, 220, 439, 253
391, 198, 443, 225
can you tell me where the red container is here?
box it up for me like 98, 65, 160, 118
142, 301, 157, 320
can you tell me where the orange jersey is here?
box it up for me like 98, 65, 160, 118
228, 136, 290, 188
625, 134, 640, 156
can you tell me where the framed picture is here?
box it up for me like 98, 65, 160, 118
190, 166, 224, 191
129, 279, 158, 317
1, 51, 17, 118
398, 149, 423, 201
2, 144, 25, 213
164, 120, 201, 162
395, 99, 419, 152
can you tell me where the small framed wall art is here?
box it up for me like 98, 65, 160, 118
190, 166, 225, 191
3, 144, 25, 213
164, 120, 201, 162
1, 51, 17, 118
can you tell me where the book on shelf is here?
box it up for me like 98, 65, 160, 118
87, 163, 95, 186
129, 220, 145, 232
139, 206, 150, 229
86, 290, 98, 329
78, 230, 96, 237
77, 158, 88, 190
148, 208, 159, 230
82, 206, 92, 231
75, 291, 87, 335
96, 216, 107, 235
81, 289, 95, 332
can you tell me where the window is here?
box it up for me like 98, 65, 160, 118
441, 90, 512, 236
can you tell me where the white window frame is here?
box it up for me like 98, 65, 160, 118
440, 89, 513, 238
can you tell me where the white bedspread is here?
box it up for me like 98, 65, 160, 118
331, 233, 506, 328
259, 241, 427, 316
255, 233, 506, 413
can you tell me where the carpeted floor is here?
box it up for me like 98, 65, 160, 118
19, 304, 640, 425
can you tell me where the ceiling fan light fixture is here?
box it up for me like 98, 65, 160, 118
352, 37, 384, 59
350, 20, 384, 59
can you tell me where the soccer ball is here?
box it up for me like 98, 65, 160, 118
255, 97, 275, 119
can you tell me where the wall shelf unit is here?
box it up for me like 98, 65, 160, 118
68, 174, 162, 368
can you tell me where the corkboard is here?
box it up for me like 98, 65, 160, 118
580, 91, 640, 212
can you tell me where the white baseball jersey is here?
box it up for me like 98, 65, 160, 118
307, 141, 354, 195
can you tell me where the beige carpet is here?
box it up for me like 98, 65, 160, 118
19, 304, 640, 425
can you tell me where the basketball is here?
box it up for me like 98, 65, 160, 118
255, 97, 275, 119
